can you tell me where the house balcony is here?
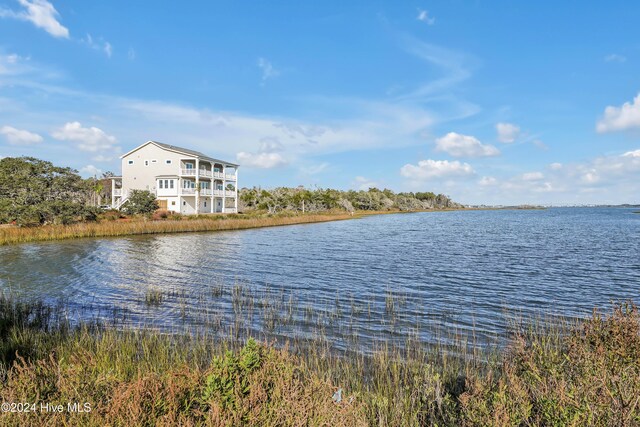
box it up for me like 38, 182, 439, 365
180, 168, 218, 178
225, 174, 236, 181
181, 188, 196, 195
113, 189, 122, 196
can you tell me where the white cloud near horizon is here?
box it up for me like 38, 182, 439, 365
80, 164, 102, 177
352, 176, 381, 190
496, 122, 521, 143
51, 122, 119, 152
416, 9, 435, 25
0, 125, 43, 145
0, 0, 69, 38
400, 159, 474, 180
434, 132, 500, 157
596, 93, 640, 133
236, 152, 288, 169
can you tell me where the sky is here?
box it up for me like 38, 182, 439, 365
1, 1, 639, 205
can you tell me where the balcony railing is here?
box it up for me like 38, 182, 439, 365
180, 168, 196, 176
181, 188, 196, 195
224, 207, 237, 213
213, 189, 224, 197
113, 189, 122, 196
225, 190, 236, 197
225, 174, 236, 181
201, 189, 212, 196
213, 172, 224, 179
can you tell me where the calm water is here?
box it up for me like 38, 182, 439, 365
1, 208, 639, 350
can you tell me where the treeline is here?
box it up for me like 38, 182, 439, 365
0, 157, 111, 226
239, 187, 460, 213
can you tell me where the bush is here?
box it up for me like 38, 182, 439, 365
122, 190, 159, 216
151, 210, 171, 220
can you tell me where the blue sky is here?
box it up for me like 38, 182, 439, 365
1, 1, 639, 205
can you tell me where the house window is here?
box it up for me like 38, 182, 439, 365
159, 180, 164, 189
171, 201, 176, 206
169, 180, 174, 189
166, 160, 172, 164
185, 163, 194, 169
204, 201, 207, 208
214, 167, 220, 172
151, 159, 157, 164
128, 160, 134, 165
183, 201, 186, 206
144, 160, 149, 166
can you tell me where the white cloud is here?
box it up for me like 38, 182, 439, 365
352, 176, 381, 190
81, 34, 113, 58
596, 93, 640, 133
478, 176, 497, 186
104, 42, 112, 58
0, 0, 69, 38
400, 159, 474, 180
496, 122, 521, 143
549, 162, 563, 170
522, 171, 544, 181
236, 151, 287, 169
434, 132, 500, 157
51, 122, 118, 152
300, 162, 329, 175
623, 149, 640, 158
416, 9, 435, 25
604, 54, 626, 63
80, 164, 102, 177
92, 154, 114, 162
0, 125, 43, 145
257, 57, 279, 84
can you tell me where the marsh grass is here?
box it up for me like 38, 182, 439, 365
0, 212, 353, 245
0, 291, 639, 426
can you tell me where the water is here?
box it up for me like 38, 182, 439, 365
1, 207, 639, 350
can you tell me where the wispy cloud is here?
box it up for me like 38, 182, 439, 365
596, 93, 640, 133
352, 176, 382, 190
128, 47, 136, 61
416, 9, 435, 25
0, 0, 69, 38
604, 53, 626, 63
496, 122, 521, 143
400, 159, 475, 181
81, 34, 113, 58
257, 57, 280, 84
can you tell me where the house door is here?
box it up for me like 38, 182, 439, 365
157, 200, 168, 210
216, 200, 222, 212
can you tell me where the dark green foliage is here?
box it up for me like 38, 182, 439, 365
239, 186, 459, 213
121, 189, 159, 215
0, 157, 99, 226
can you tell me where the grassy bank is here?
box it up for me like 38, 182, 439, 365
0, 295, 638, 426
0, 212, 353, 245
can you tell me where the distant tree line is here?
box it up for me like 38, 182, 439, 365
0, 157, 460, 226
239, 187, 460, 213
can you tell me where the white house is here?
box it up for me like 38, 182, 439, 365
110, 141, 239, 214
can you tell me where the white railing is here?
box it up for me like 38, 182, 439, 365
180, 168, 196, 176
213, 172, 224, 179
181, 188, 196, 195
213, 189, 224, 197
224, 207, 236, 213
225, 190, 236, 197
113, 189, 122, 196
199, 169, 212, 178
225, 174, 236, 181
201, 189, 212, 196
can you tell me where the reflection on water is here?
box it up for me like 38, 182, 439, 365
1, 207, 639, 350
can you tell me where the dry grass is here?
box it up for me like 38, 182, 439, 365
0, 213, 352, 245
0, 295, 639, 426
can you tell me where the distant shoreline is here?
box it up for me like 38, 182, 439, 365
0, 206, 562, 246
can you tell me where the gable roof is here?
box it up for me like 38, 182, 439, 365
120, 141, 239, 167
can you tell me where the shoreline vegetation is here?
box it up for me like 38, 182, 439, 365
0, 294, 638, 425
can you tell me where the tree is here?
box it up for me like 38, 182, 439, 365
122, 190, 159, 215
0, 157, 98, 226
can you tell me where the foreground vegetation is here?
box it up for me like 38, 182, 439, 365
0, 294, 638, 426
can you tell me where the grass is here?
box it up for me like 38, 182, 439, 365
0, 293, 639, 426
0, 211, 353, 245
